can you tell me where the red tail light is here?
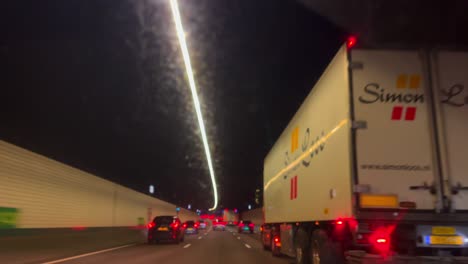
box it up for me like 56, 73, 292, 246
170, 222, 179, 229
183, 223, 187, 228
376, 238, 387, 244
336, 220, 343, 225
147, 222, 155, 229
369, 226, 394, 256
273, 235, 281, 247
195, 223, 199, 228
249, 223, 254, 227
346, 36, 357, 49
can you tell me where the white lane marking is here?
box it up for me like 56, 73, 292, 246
245, 244, 251, 249
183, 243, 192, 248
41, 244, 135, 264
198, 236, 202, 240
237, 237, 241, 239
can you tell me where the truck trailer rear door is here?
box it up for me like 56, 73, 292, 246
431, 50, 468, 211
351, 49, 441, 211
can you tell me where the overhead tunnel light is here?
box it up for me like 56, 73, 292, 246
170, 0, 218, 211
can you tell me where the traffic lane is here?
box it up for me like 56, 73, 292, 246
55, 228, 291, 264
158, 228, 291, 264
234, 230, 265, 250
59, 231, 205, 264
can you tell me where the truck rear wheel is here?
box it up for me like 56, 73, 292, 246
310, 229, 344, 264
294, 228, 310, 264
262, 233, 270, 250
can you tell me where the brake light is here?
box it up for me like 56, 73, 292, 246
346, 36, 357, 49
195, 223, 199, 228
376, 238, 387, 244
273, 236, 281, 247
170, 222, 179, 229
369, 226, 394, 256
147, 222, 155, 229
249, 223, 254, 227
183, 223, 187, 228
336, 220, 343, 225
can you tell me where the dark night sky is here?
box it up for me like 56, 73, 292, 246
0, 0, 344, 210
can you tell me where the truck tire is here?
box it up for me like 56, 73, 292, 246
294, 228, 310, 264
310, 229, 344, 264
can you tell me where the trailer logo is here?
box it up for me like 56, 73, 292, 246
285, 128, 325, 168
441, 84, 468, 107
290, 175, 298, 200
291, 127, 299, 153
358, 74, 424, 121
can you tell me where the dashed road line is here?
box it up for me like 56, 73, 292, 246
237, 237, 241, 240
245, 244, 251, 249
198, 236, 202, 240
183, 243, 192, 249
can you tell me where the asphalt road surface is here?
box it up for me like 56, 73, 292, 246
41, 227, 292, 264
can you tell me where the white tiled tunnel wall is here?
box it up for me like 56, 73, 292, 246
0, 140, 197, 228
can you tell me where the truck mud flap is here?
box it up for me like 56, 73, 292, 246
346, 250, 468, 264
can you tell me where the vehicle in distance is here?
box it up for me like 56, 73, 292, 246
147, 216, 184, 244
212, 219, 226, 231
183, 220, 199, 234
223, 209, 239, 226
198, 220, 207, 229
238, 220, 254, 234
263, 38, 468, 263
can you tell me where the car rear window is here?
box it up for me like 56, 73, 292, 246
242, 221, 251, 224
186, 221, 195, 226
153, 216, 176, 225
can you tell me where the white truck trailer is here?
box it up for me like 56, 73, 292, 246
261, 38, 468, 263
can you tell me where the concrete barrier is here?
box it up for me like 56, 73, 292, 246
0, 140, 198, 263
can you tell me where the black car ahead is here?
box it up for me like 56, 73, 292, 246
147, 215, 184, 244
183, 220, 199, 234
238, 220, 254, 234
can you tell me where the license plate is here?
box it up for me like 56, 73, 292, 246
158, 227, 168, 231
188, 228, 193, 230
432, 226, 456, 235
430, 235, 463, 245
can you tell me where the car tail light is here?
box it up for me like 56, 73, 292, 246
195, 223, 199, 228
183, 223, 187, 228
147, 222, 155, 229
170, 222, 179, 229
249, 223, 254, 228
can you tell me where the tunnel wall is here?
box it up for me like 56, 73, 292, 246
0, 140, 197, 229
240, 208, 263, 226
